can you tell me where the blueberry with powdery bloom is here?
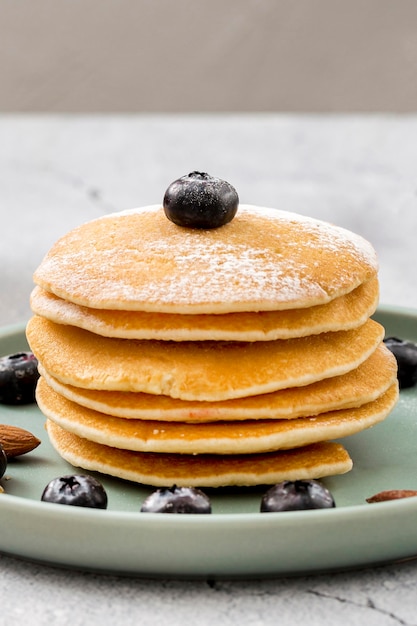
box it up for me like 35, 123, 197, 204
0, 352, 40, 405
41, 475, 108, 508
0, 444, 7, 479
163, 172, 239, 229
384, 337, 417, 389
141, 485, 212, 514
260, 480, 335, 512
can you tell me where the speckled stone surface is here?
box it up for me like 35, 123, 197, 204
1, 114, 417, 625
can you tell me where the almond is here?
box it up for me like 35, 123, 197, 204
0, 424, 41, 458
366, 489, 417, 503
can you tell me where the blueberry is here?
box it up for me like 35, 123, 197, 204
41, 474, 108, 509
384, 337, 417, 389
260, 479, 335, 512
0, 444, 7, 480
0, 352, 40, 405
140, 485, 212, 514
163, 171, 239, 229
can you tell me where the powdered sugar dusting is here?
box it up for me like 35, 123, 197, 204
34, 204, 378, 313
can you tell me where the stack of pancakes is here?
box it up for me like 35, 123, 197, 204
26, 204, 398, 487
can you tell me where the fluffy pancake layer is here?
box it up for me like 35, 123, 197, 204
38, 343, 397, 422
33, 205, 378, 314
26, 316, 384, 401
37, 378, 398, 455
46, 420, 353, 487
30, 277, 379, 341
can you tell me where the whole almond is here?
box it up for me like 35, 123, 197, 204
366, 489, 417, 503
0, 424, 41, 458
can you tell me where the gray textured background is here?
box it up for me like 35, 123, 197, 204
2, 3, 417, 623
2, 0, 417, 112
1, 112, 417, 626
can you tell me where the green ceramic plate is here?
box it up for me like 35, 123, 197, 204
0, 305, 416, 578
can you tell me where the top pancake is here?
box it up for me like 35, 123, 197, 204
33, 204, 378, 314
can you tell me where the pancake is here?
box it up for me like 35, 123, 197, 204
37, 378, 398, 455
26, 316, 385, 401
45, 419, 353, 487
29, 197, 396, 488
30, 277, 379, 341
38, 343, 397, 422
33, 205, 378, 314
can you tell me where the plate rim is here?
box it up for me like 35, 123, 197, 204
1, 303, 417, 576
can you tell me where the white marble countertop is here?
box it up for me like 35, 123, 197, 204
1, 114, 417, 625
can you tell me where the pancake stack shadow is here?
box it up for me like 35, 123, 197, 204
26, 205, 398, 487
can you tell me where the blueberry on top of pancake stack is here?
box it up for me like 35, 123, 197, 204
27, 173, 398, 487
